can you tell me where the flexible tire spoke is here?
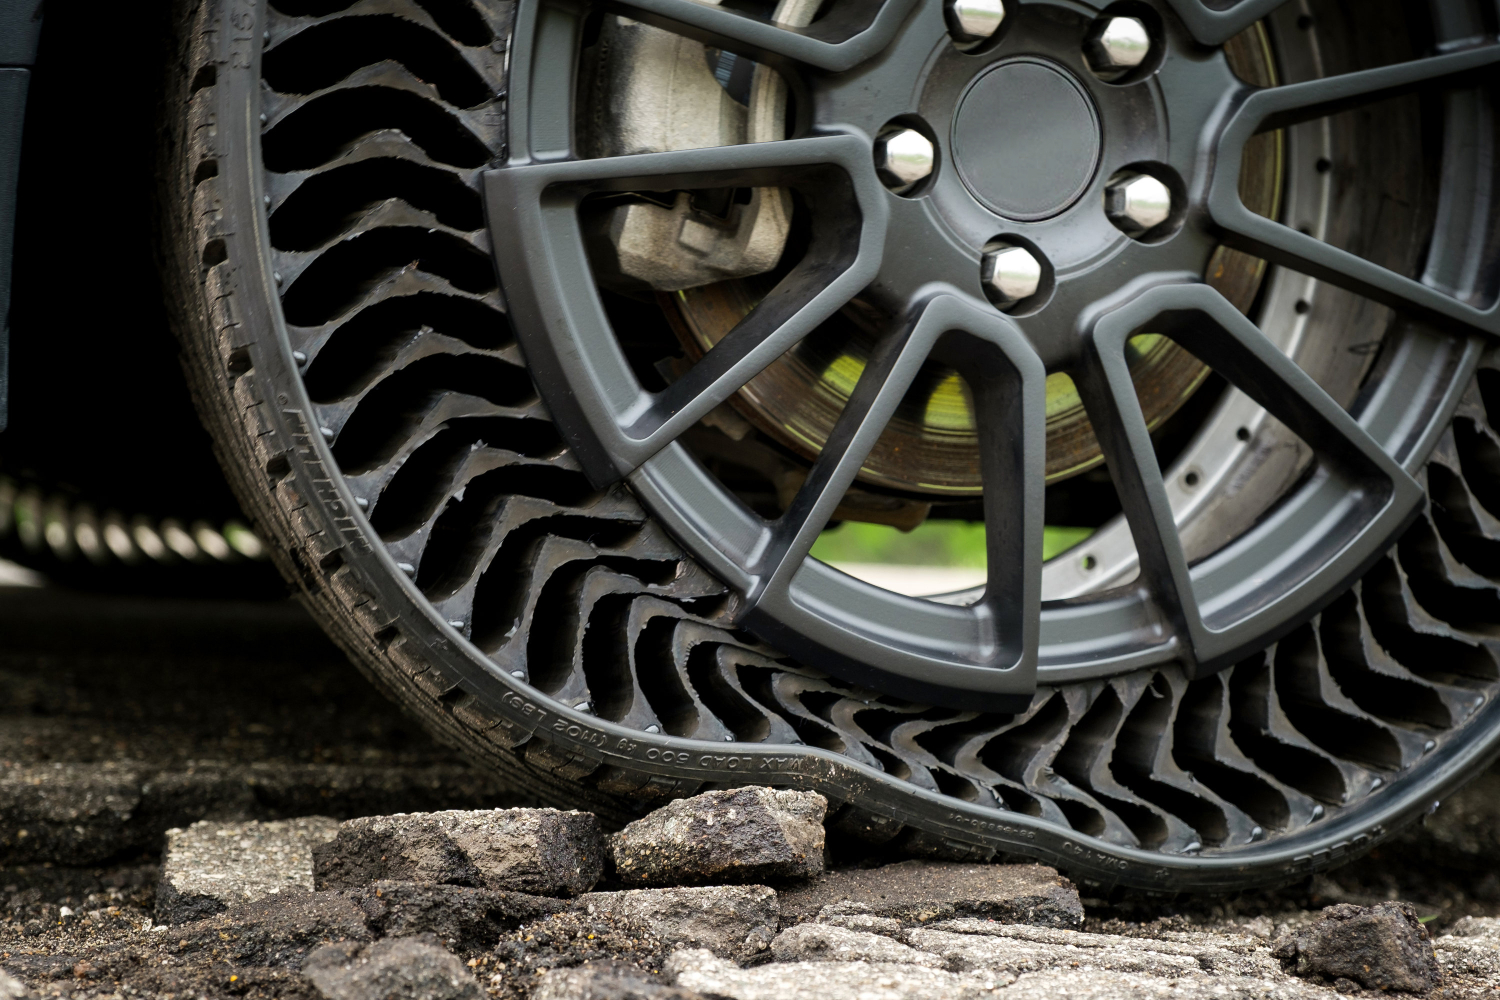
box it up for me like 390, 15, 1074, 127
601, 0, 918, 73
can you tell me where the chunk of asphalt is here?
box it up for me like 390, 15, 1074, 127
771, 923, 944, 967
574, 885, 780, 962
907, 927, 1218, 977
999, 968, 1333, 999
341, 880, 568, 952
609, 788, 825, 886
1272, 901, 1442, 993
174, 891, 372, 967
664, 948, 1010, 1000
156, 817, 339, 924
1437, 916, 1500, 979
533, 960, 712, 1000
778, 861, 1083, 929
314, 808, 604, 896
919, 918, 1276, 976
492, 909, 667, 996
303, 933, 484, 1000
813, 903, 903, 937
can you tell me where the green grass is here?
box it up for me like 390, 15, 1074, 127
810, 521, 1093, 567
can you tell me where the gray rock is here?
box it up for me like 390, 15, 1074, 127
610, 788, 825, 886
771, 923, 944, 967
1272, 899, 1434, 995
665, 948, 1009, 1000
1272, 901, 1441, 992
533, 961, 711, 1000
574, 885, 779, 962
315, 808, 604, 896
779, 861, 1082, 929
304, 934, 484, 1000
342, 880, 568, 952
814, 903, 903, 937
175, 891, 373, 967
0, 970, 35, 1000
157, 817, 340, 924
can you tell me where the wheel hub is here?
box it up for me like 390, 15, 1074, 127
952, 59, 1101, 221
661, 6, 1277, 495
485, 0, 1474, 709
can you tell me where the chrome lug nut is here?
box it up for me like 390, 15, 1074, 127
1105, 173, 1173, 236
1085, 16, 1151, 76
981, 245, 1043, 309
945, 0, 1005, 44
875, 128, 935, 192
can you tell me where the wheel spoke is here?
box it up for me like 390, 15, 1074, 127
1208, 45, 1500, 336
748, 317, 939, 608
1078, 282, 1427, 675
483, 134, 888, 486
1236, 45, 1500, 135
750, 294, 1046, 677
636, 256, 873, 446
1143, 286, 1419, 477
600, 0, 918, 74
1076, 320, 1202, 669
1162, 0, 1293, 48
960, 326, 1048, 674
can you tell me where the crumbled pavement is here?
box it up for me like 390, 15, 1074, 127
157, 817, 339, 923
12, 588, 1500, 998
779, 859, 1085, 929
304, 934, 485, 1000
574, 886, 779, 961
314, 808, 604, 896
0, 590, 533, 868
532, 960, 709, 1000
490, 908, 668, 998
1273, 901, 1442, 992
610, 788, 826, 886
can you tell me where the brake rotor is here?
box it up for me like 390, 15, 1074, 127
663, 30, 1281, 493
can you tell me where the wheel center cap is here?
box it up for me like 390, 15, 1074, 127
953, 59, 1101, 221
